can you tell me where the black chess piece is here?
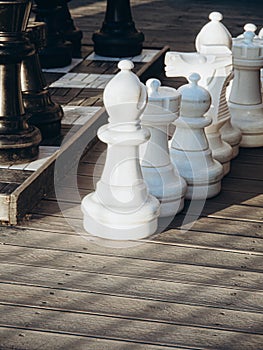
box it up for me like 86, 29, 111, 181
0, 0, 41, 164
56, 0, 83, 57
92, 0, 144, 57
21, 21, 63, 138
33, 0, 72, 68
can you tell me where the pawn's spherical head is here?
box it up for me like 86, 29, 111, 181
178, 72, 211, 117
188, 72, 201, 86
146, 78, 161, 96
209, 12, 223, 22
118, 59, 134, 71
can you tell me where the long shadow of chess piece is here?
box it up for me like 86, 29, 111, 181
92, 0, 144, 57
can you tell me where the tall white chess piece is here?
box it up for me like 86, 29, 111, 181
140, 78, 187, 218
228, 31, 263, 147
81, 60, 160, 240
170, 73, 224, 200
196, 11, 242, 158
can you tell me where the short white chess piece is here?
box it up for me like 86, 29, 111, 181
165, 51, 233, 174
258, 27, 263, 39
228, 31, 263, 147
81, 60, 160, 240
170, 73, 224, 200
140, 78, 187, 218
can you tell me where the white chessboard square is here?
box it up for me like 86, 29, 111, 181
0, 146, 59, 171
62, 105, 101, 125
42, 58, 83, 73
50, 73, 114, 89
86, 49, 160, 63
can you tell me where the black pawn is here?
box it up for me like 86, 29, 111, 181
34, 0, 72, 68
0, 0, 41, 164
21, 21, 63, 138
92, 0, 144, 57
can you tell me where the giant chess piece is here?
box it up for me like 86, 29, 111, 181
81, 60, 160, 240
170, 73, 223, 200
92, 0, 144, 57
140, 79, 187, 218
0, 0, 41, 164
34, 0, 72, 68
21, 21, 63, 138
196, 11, 242, 158
228, 31, 263, 147
55, 0, 83, 57
165, 50, 233, 174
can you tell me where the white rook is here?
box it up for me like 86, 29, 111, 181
170, 73, 224, 200
81, 60, 160, 240
229, 31, 263, 147
140, 78, 187, 218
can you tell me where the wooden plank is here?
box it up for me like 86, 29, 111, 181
0, 327, 177, 350
0, 304, 263, 350
1, 238, 263, 281
0, 282, 262, 334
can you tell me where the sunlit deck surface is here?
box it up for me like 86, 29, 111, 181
0, 0, 263, 349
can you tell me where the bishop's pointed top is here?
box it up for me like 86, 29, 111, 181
195, 11, 232, 53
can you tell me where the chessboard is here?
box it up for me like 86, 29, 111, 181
0, 45, 169, 225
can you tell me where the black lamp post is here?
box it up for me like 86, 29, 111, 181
92, 0, 144, 57
0, 0, 41, 164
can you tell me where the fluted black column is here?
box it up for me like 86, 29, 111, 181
92, 0, 144, 57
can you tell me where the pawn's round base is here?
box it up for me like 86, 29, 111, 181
170, 148, 224, 200
38, 43, 72, 69
92, 31, 144, 57
0, 126, 41, 164
81, 192, 159, 241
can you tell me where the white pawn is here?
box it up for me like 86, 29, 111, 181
165, 51, 233, 174
258, 27, 263, 39
195, 12, 232, 54
170, 73, 224, 200
140, 78, 187, 218
228, 31, 263, 147
81, 60, 160, 240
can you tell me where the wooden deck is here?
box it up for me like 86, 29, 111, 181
0, 0, 263, 349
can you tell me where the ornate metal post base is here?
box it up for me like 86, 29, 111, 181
21, 21, 63, 138
34, 0, 72, 68
57, 0, 83, 57
92, 0, 144, 57
0, 0, 41, 165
